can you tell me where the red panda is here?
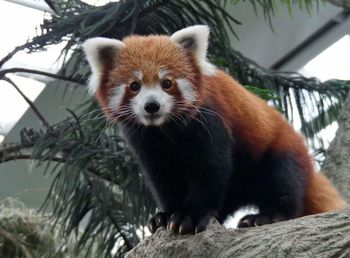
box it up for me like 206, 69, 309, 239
82, 25, 347, 234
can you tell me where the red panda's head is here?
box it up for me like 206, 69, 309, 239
82, 25, 215, 127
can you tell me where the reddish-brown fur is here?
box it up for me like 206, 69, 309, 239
200, 71, 347, 214
97, 35, 348, 216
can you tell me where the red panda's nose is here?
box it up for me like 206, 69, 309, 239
144, 101, 160, 114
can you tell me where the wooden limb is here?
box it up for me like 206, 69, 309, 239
126, 209, 350, 257
0, 68, 84, 85
2, 77, 50, 129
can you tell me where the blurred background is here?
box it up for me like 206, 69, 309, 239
0, 0, 349, 257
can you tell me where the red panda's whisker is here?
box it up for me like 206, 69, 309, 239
182, 112, 213, 142
94, 121, 111, 144
80, 107, 110, 119
172, 113, 188, 126
126, 118, 141, 139
196, 106, 222, 118
82, 115, 108, 122
122, 113, 138, 128
165, 113, 183, 127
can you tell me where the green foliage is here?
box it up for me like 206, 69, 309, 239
231, 0, 325, 27
244, 85, 279, 101
226, 50, 350, 148
31, 102, 154, 256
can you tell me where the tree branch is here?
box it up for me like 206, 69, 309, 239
2, 77, 51, 129
0, 141, 122, 185
0, 68, 85, 85
0, 43, 30, 69
0, 143, 32, 159
127, 209, 350, 257
0, 154, 65, 163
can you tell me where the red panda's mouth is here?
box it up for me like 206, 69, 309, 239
141, 113, 166, 127
144, 114, 162, 120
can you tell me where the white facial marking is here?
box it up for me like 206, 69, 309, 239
133, 69, 143, 80
176, 78, 197, 103
131, 85, 173, 126
158, 69, 168, 80
109, 84, 126, 109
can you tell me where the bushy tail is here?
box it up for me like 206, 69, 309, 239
302, 172, 348, 216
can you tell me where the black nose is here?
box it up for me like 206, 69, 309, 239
144, 101, 160, 114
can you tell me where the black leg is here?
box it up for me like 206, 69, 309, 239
166, 157, 232, 234
237, 152, 306, 228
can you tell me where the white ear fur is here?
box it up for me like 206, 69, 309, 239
82, 37, 125, 95
170, 25, 216, 76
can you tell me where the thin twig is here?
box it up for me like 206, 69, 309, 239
2, 77, 51, 129
0, 154, 65, 163
0, 43, 29, 69
0, 68, 85, 85
0, 142, 119, 183
0, 143, 32, 159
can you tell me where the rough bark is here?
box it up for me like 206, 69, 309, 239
126, 209, 350, 257
323, 93, 350, 203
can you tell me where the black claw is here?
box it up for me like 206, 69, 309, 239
168, 212, 182, 233
238, 219, 251, 228
148, 218, 157, 233
254, 215, 271, 226
237, 214, 282, 228
154, 212, 168, 228
166, 211, 216, 234
148, 212, 169, 233
178, 216, 194, 235
237, 215, 255, 228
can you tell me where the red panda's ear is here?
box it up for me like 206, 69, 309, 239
170, 25, 215, 76
82, 37, 125, 95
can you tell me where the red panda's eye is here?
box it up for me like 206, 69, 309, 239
130, 81, 141, 92
162, 79, 172, 90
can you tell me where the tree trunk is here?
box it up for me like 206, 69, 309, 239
323, 93, 350, 203
126, 209, 350, 257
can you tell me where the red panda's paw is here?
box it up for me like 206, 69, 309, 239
148, 212, 170, 233
167, 210, 217, 235
237, 213, 285, 228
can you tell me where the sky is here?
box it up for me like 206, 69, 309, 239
0, 1, 64, 138
299, 35, 350, 82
